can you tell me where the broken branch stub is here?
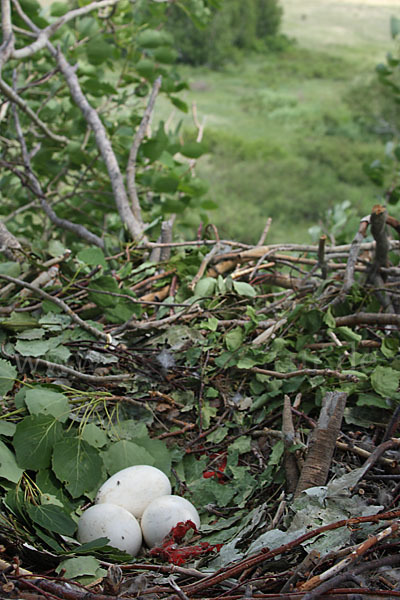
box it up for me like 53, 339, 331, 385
294, 391, 347, 499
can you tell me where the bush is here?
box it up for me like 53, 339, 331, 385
165, 0, 283, 68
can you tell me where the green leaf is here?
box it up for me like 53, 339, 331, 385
77, 247, 107, 268
52, 438, 103, 498
0, 312, 38, 332
0, 421, 16, 436
56, 557, 106, 580
50, 1, 69, 16
81, 424, 108, 448
154, 175, 179, 193
102, 440, 154, 475
201, 402, 217, 429
225, 327, 244, 351
323, 307, 336, 329
0, 440, 23, 483
194, 277, 216, 297
25, 388, 71, 422
357, 394, 391, 409
136, 58, 156, 79
0, 262, 21, 277
371, 366, 400, 397
26, 502, 76, 536
189, 478, 235, 507
180, 142, 208, 159
232, 281, 256, 298
135, 437, 171, 475
269, 439, 284, 466
88, 276, 118, 308
15, 339, 51, 357
299, 309, 323, 333
390, 16, 400, 39
204, 317, 219, 331
336, 326, 361, 343
86, 38, 113, 65
14, 415, 63, 470
19, 328, 45, 340
169, 96, 189, 113
138, 29, 173, 48
0, 359, 17, 396
381, 337, 399, 359
178, 177, 208, 197
153, 47, 177, 64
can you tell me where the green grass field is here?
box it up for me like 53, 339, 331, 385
155, 0, 400, 243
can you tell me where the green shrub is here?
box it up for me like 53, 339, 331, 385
165, 0, 283, 68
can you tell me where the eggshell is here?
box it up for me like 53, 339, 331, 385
141, 494, 200, 547
95, 465, 171, 518
77, 503, 142, 556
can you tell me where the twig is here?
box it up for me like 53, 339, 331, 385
282, 395, 300, 494
1, 349, 130, 384
127, 76, 162, 223
12, 0, 120, 59
11, 93, 104, 248
168, 576, 190, 600
256, 217, 272, 246
189, 244, 221, 291
251, 367, 358, 382
335, 312, 400, 328
343, 215, 369, 293
159, 215, 176, 262
369, 204, 389, 278
0, 273, 110, 342
0, 77, 67, 143
300, 520, 400, 593
317, 234, 327, 279
182, 509, 400, 595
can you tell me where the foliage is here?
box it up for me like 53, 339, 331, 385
0, 0, 213, 251
163, 0, 284, 67
362, 16, 400, 205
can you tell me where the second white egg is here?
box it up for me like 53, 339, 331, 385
141, 494, 200, 547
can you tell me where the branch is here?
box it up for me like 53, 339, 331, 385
300, 520, 399, 593
0, 78, 68, 143
0, 274, 110, 342
335, 312, 400, 327
369, 204, 390, 277
343, 214, 369, 292
282, 395, 300, 494
251, 367, 358, 382
183, 509, 400, 595
2, 349, 130, 384
317, 234, 327, 279
53, 45, 144, 241
127, 75, 162, 223
294, 391, 347, 498
12, 0, 120, 59
11, 98, 105, 248
1, 0, 13, 46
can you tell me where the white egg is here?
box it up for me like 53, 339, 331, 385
77, 503, 142, 556
95, 465, 171, 518
141, 494, 200, 547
